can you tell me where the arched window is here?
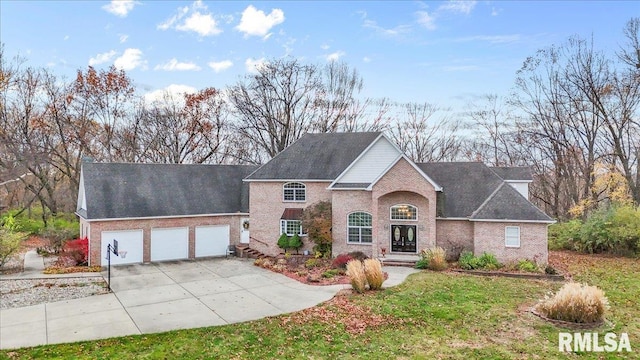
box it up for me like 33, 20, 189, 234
390, 204, 417, 220
283, 182, 306, 202
348, 212, 372, 243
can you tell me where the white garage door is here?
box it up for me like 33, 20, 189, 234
151, 227, 189, 261
101, 230, 144, 265
195, 225, 230, 257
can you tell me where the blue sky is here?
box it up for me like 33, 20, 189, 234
1, 1, 637, 107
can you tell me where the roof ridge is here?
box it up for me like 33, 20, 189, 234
470, 182, 505, 218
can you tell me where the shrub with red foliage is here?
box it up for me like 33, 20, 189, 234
332, 254, 354, 269
61, 237, 89, 266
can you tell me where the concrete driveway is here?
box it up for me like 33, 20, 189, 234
0, 258, 418, 349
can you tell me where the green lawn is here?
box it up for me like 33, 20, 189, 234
2, 252, 638, 359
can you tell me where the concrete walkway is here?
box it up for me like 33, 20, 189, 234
0, 258, 419, 349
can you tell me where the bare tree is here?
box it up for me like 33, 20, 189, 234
388, 102, 462, 162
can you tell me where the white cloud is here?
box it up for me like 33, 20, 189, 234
325, 51, 345, 62
154, 58, 201, 71
89, 50, 117, 66
416, 11, 436, 30
208, 60, 233, 73
320, 44, 330, 50
245, 57, 266, 73
363, 56, 372, 63
491, 7, 500, 16
363, 18, 411, 37
102, 0, 138, 17
438, 0, 477, 15
64, 35, 69, 41
119, 34, 129, 43
158, 1, 222, 36
114, 48, 146, 70
144, 84, 198, 104
236, 5, 285, 38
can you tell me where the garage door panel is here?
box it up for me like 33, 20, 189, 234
151, 227, 189, 261
101, 230, 143, 265
195, 225, 230, 257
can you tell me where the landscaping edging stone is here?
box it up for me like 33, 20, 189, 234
451, 269, 565, 281
529, 308, 611, 330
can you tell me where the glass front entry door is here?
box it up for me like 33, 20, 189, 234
390, 225, 417, 253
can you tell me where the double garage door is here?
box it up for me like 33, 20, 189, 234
100, 225, 230, 265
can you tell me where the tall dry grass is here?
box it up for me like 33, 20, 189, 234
536, 282, 609, 323
363, 258, 384, 290
420, 247, 448, 271
346, 259, 367, 293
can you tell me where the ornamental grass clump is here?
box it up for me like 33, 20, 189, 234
420, 247, 448, 271
536, 282, 609, 323
363, 258, 384, 290
346, 259, 367, 293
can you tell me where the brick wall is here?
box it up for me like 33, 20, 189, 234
473, 222, 549, 264
331, 190, 374, 257
436, 219, 474, 260
249, 181, 332, 256
86, 214, 244, 266
371, 158, 437, 257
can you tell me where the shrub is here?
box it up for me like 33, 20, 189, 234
322, 269, 341, 278
478, 252, 501, 270
458, 251, 501, 270
415, 258, 429, 269
517, 259, 538, 273
536, 282, 609, 323
346, 259, 367, 293
0, 229, 27, 268
331, 254, 354, 269
39, 226, 78, 254
304, 258, 321, 268
419, 247, 448, 271
62, 237, 89, 266
458, 251, 476, 270
347, 251, 368, 262
277, 233, 289, 252
301, 201, 333, 258
363, 258, 384, 290
288, 233, 303, 254
548, 220, 582, 250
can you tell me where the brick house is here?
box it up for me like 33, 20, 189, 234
77, 132, 554, 266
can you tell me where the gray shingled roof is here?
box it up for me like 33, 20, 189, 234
417, 162, 504, 218
471, 182, 554, 222
80, 162, 257, 219
490, 166, 533, 181
245, 132, 382, 180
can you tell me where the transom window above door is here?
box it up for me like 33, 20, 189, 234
283, 182, 306, 202
390, 204, 417, 220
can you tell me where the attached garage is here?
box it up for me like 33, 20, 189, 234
195, 225, 230, 257
101, 230, 144, 265
151, 227, 189, 261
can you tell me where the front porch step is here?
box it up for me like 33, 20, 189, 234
235, 244, 267, 259
379, 254, 419, 268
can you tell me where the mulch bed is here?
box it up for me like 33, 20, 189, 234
451, 269, 565, 281
255, 255, 351, 285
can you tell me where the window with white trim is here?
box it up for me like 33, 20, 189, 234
283, 182, 306, 202
390, 204, 417, 220
280, 220, 305, 236
347, 212, 372, 243
505, 226, 520, 247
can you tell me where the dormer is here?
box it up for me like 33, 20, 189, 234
490, 166, 533, 200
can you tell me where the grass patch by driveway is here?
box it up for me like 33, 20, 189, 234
2, 252, 638, 359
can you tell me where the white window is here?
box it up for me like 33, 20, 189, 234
283, 182, 306, 202
280, 220, 305, 236
347, 212, 372, 243
390, 204, 417, 220
505, 226, 520, 247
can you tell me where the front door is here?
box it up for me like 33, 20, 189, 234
240, 218, 250, 244
391, 225, 417, 253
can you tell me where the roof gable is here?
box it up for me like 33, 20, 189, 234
80, 163, 257, 220
417, 162, 503, 218
470, 182, 554, 222
245, 132, 381, 181
368, 154, 442, 191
